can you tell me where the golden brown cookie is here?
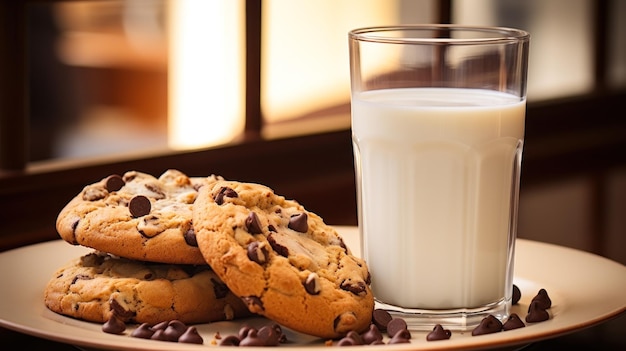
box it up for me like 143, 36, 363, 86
192, 180, 374, 339
44, 251, 250, 324
56, 169, 220, 264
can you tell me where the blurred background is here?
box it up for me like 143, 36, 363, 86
12, 0, 624, 264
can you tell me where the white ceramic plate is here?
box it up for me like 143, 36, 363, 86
1, 226, 625, 350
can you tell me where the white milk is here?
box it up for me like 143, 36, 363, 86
352, 87, 525, 309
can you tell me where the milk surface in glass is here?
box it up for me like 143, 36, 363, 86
352, 87, 525, 309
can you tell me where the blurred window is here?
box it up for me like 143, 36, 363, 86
19, 0, 623, 164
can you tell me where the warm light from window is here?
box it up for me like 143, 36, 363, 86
167, 0, 245, 150
261, 0, 412, 124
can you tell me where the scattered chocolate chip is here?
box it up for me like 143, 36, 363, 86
129, 195, 151, 217
152, 320, 169, 330
360, 324, 383, 344
525, 300, 550, 323
257, 324, 286, 345
387, 318, 410, 338
102, 315, 126, 335
238, 324, 255, 340
503, 313, 526, 330
512, 284, 521, 305
337, 331, 364, 346
268, 224, 277, 232
239, 329, 266, 346
179, 326, 203, 344
130, 323, 154, 339
215, 186, 238, 205
183, 228, 198, 246
247, 241, 268, 265
211, 278, 230, 299
105, 174, 125, 192
267, 233, 289, 257
288, 213, 309, 233
245, 212, 263, 234
530, 288, 552, 310
372, 309, 392, 331
471, 315, 503, 336
388, 329, 411, 344
220, 335, 241, 346
304, 272, 321, 295
163, 323, 186, 341
426, 324, 451, 341
150, 329, 170, 341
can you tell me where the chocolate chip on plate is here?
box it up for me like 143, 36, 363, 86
502, 313, 526, 330
426, 324, 451, 341
372, 309, 392, 331
471, 315, 502, 336
530, 288, 552, 310
525, 300, 550, 323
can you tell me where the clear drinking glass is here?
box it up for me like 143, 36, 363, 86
349, 25, 529, 331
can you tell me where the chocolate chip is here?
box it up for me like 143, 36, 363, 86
503, 313, 526, 330
152, 320, 169, 330
145, 183, 166, 199
256, 324, 285, 346
211, 278, 230, 299
239, 329, 267, 346
471, 315, 503, 336
288, 213, 308, 233
530, 288, 552, 310
179, 326, 203, 344
102, 315, 126, 335
238, 324, 255, 340
337, 331, 364, 346
109, 298, 134, 321
245, 212, 263, 234
150, 329, 170, 341
267, 233, 289, 257
372, 309, 392, 331
242, 296, 264, 313
105, 174, 125, 192
247, 241, 268, 265
183, 228, 198, 246
360, 324, 383, 344
163, 320, 187, 341
340, 279, 367, 295
426, 324, 451, 341
525, 300, 550, 323
512, 284, 521, 305
215, 186, 238, 205
387, 318, 410, 338
220, 335, 241, 346
130, 323, 154, 339
129, 195, 151, 217
304, 272, 321, 295
388, 329, 411, 344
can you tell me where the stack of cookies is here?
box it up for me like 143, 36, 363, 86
45, 169, 374, 339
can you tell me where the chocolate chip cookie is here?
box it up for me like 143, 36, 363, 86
56, 169, 220, 264
192, 180, 374, 339
44, 251, 250, 325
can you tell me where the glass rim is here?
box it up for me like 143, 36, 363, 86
349, 24, 529, 45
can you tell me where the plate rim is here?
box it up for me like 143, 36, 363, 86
1, 226, 625, 350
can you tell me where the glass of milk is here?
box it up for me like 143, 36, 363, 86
349, 25, 529, 331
